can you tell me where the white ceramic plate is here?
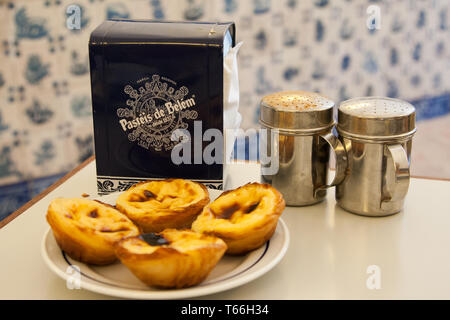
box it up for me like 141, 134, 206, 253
41, 189, 289, 299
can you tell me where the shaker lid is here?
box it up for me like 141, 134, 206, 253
259, 91, 335, 132
338, 97, 416, 139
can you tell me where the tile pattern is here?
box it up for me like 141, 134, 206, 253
0, 0, 449, 219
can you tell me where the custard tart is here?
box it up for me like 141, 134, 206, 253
116, 179, 209, 233
115, 229, 227, 288
192, 183, 285, 255
46, 198, 140, 265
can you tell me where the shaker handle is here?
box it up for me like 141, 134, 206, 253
314, 132, 348, 197
381, 144, 410, 209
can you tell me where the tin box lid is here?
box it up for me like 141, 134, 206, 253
89, 20, 235, 47
337, 97, 416, 139
259, 91, 335, 133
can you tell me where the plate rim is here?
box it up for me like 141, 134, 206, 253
41, 218, 289, 300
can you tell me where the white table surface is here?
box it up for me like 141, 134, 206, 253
1, 160, 450, 300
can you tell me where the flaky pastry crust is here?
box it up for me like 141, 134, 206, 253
192, 183, 285, 255
46, 198, 140, 265
116, 179, 209, 233
115, 229, 227, 288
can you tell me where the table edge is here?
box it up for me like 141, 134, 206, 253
1, 157, 448, 229
0, 155, 95, 229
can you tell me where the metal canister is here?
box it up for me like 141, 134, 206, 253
259, 91, 347, 206
336, 96, 416, 216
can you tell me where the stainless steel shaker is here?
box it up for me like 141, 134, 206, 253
335, 97, 416, 216
260, 91, 347, 206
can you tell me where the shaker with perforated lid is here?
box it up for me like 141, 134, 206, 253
260, 90, 347, 206
335, 96, 416, 216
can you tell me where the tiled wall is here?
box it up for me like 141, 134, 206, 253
0, 0, 449, 219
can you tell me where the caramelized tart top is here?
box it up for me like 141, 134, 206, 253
117, 229, 226, 255
47, 198, 139, 239
192, 183, 285, 230
117, 179, 209, 214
